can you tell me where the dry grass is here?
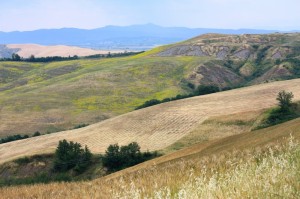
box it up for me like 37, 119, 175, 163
1, 118, 300, 198
7, 44, 125, 58
161, 110, 262, 154
1, 78, 300, 164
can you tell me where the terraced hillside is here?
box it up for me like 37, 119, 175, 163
1, 78, 300, 164
0, 33, 300, 136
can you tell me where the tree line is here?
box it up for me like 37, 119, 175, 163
136, 85, 223, 110
0, 131, 41, 144
0, 51, 144, 63
53, 140, 159, 174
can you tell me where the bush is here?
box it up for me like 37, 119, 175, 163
32, 131, 41, 137
53, 139, 92, 173
14, 157, 31, 164
73, 123, 89, 129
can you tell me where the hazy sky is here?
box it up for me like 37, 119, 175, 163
0, 0, 299, 32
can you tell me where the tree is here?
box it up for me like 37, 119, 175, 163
276, 90, 294, 112
74, 145, 93, 173
28, 55, 35, 62
120, 142, 141, 167
12, 53, 21, 61
53, 139, 92, 172
102, 144, 122, 171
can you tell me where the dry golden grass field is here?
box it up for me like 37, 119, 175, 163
1, 116, 300, 198
0, 78, 300, 165
7, 44, 124, 58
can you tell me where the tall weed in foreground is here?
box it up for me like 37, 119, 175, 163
0, 136, 299, 199
113, 136, 300, 199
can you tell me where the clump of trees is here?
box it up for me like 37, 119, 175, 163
195, 85, 219, 95
103, 142, 159, 172
256, 90, 298, 129
0, 51, 144, 63
53, 139, 92, 173
136, 84, 220, 110
11, 53, 21, 61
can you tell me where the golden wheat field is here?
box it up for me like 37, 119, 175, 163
0, 78, 300, 165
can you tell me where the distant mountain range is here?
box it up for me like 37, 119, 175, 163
0, 24, 297, 50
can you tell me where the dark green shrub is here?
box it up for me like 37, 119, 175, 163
195, 85, 219, 95
73, 123, 89, 129
32, 131, 41, 137
14, 156, 30, 164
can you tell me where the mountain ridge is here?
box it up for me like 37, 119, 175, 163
0, 24, 292, 50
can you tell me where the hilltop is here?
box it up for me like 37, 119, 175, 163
0, 33, 300, 137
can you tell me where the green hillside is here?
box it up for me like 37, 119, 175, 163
0, 56, 210, 136
1, 33, 300, 136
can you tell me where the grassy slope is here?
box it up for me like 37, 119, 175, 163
1, 116, 300, 198
1, 78, 300, 165
0, 56, 209, 136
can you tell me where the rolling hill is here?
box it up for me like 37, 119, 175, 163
0, 78, 300, 164
0, 33, 300, 137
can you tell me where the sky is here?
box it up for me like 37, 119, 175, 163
0, 0, 299, 32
